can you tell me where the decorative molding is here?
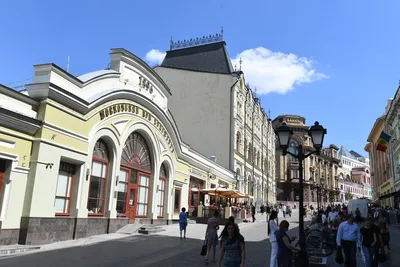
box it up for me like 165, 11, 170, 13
0, 138, 15, 149
170, 28, 224, 50
43, 122, 88, 143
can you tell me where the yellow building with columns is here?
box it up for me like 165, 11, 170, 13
0, 48, 236, 245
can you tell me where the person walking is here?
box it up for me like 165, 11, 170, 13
179, 207, 188, 240
282, 205, 286, 218
360, 218, 379, 267
205, 210, 220, 265
218, 221, 246, 267
266, 204, 271, 221
251, 204, 256, 223
268, 210, 279, 267
336, 214, 361, 267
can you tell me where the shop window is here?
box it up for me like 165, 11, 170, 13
116, 169, 128, 215
137, 175, 150, 216
55, 162, 76, 216
157, 164, 167, 218
88, 139, 109, 216
174, 187, 181, 213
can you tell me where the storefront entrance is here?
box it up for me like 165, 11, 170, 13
117, 132, 152, 223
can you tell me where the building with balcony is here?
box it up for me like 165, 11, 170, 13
365, 115, 393, 206
155, 32, 276, 205
273, 115, 341, 206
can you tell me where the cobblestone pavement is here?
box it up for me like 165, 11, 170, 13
0, 211, 398, 267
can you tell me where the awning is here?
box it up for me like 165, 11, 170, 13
200, 188, 249, 199
379, 190, 400, 200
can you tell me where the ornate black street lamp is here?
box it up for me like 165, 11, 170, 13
275, 121, 327, 267
309, 176, 325, 210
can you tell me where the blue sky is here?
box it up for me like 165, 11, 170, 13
1, 0, 399, 156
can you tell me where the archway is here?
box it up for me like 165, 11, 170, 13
117, 132, 152, 223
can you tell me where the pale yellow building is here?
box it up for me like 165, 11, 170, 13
0, 48, 236, 245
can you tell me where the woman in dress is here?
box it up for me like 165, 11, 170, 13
205, 210, 220, 264
179, 207, 188, 240
275, 220, 300, 267
268, 210, 279, 267
218, 221, 246, 267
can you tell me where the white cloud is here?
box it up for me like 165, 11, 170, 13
231, 47, 328, 94
144, 46, 327, 94
145, 49, 166, 66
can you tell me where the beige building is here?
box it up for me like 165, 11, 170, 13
273, 115, 341, 205
365, 115, 393, 206
155, 34, 276, 205
0, 48, 237, 245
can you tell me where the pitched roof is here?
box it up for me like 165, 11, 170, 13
339, 146, 367, 162
160, 41, 234, 74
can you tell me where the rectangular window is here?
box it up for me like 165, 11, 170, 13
87, 160, 108, 215
137, 175, 149, 216
174, 187, 181, 214
157, 178, 166, 218
116, 169, 128, 216
55, 162, 75, 216
292, 169, 298, 179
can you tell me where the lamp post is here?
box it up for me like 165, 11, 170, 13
275, 121, 327, 267
309, 176, 325, 210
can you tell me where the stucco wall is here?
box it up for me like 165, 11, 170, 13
155, 67, 232, 169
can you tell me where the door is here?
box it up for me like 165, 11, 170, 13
126, 184, 137, 223
117, 168, 138, 223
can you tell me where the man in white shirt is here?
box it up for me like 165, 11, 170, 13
282, 205, 287, 218
328, 209, 338, 224
322, 212, 327, 224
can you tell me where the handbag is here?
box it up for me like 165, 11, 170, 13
335, 247, 344, 264
200, 238, 207, 256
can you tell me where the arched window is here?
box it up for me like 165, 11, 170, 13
119, 132, 153, 217
236, 131, 241, 153
157, 163, 167, 218
236, 168, 241, 190
88, 139, 110, 216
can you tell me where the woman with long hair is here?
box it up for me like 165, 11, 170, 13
205, 210, 220, 264
218, 221, 246, 267
268, 210, 279, 267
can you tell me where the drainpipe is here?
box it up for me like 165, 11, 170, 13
244, 86, 250, 196
229, 76, 240, 172
261, 114, 265, 203
251, 99, 256, 202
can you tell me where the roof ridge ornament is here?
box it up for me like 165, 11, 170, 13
170, 27, 224, 51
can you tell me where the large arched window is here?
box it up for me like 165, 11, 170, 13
120, 132, 153, 217
88, 139, 110, 216
157, 163, 167, 218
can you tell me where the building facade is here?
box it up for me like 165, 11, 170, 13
386, 96, 400, 208
365, 115, 393, 206
273, 115, 341, 206
154, 34, 276, 205
337, 146, 372, 202
0, 48, 237, 245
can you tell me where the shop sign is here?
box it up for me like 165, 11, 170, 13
189, 167, 207, 179
99, 103, 174, 153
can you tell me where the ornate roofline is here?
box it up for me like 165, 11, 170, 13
170, 28, 224, 51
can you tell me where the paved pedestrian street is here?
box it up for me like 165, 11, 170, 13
0, 211, 398, 267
